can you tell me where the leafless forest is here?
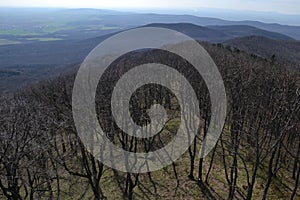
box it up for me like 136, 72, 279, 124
0, 42, 299, 200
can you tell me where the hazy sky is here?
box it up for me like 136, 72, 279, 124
1, 0, 300, 14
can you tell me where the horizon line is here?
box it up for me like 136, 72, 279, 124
0, 6, 300, 16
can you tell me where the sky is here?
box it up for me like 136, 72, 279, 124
1, 0, 300, 15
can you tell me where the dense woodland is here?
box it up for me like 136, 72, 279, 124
0, 42, 299, 200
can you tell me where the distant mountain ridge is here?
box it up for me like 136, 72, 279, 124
143, 23, 229, 42
224, 36, 300, 68
144, 23, 293, 42
1, 22, 300, 92
98, 13, 300, 40
1, 9, 300, 42
207, 25, 294, 41
0, 23, 296, 68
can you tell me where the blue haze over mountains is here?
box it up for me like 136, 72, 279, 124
0, 7, 300, 91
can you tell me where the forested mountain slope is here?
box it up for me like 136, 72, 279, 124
0, 42, 299, 199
